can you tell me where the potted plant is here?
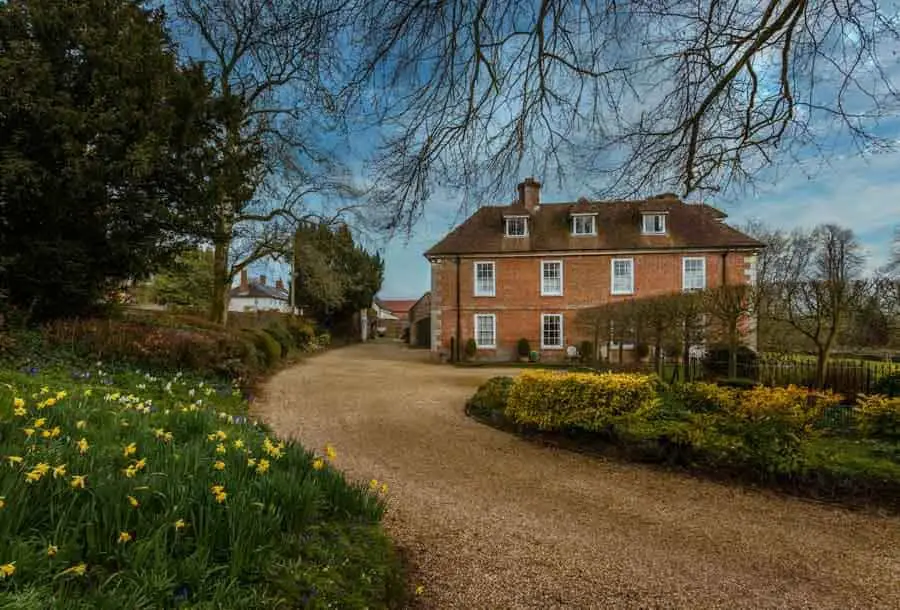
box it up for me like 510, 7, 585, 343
529, 350, 540, 363
464, 338, 478, 361
516, 338, 531, 362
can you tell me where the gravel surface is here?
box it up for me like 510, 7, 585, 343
254, 343, 900, 609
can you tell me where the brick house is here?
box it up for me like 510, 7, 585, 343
424, 178, 764, 362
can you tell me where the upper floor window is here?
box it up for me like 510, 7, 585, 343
571, 214, 596, 236
611, 258, 634, 295
683, 257, 706, 291
541, 260, 563, 296
641, 213, 667, 234
505, 216, 528, 237
474, 261, 495, 297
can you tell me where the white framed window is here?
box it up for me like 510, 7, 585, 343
683, 257, 706, 291
611, 258, 634, 295
473, 261, 495, 297
474, 314, 496, 349
541, 260, 563, 296
541, 313, 564, 349
505, 216, 528, 237
641, 213, 667, 234
571, 214, 596, 236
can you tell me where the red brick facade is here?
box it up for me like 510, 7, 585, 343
425, 180, 762, 362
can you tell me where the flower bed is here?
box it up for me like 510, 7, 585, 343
0, 364, 401, 607
467, 373, 900, 510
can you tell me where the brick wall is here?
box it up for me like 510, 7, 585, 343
429, 250, 754, 361
408, 293, 432, 346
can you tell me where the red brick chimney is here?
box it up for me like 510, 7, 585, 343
259, 275, 267, 286
275, 279, 284, 290
239, 269, 249, 290
517, 177, 541, 212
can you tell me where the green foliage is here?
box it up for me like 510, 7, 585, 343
0, 363, 398, 607
285, 319, 316, 348
702, 344, 759, 377
505, 370, 659, 431
873, 372, 900, 397
0, 0, 223, 321
578, 340, 594, 362
464, 339, 477, 360
247, 330, 281, 368
635, 343, 650, 360
264, 324, 295, 357
141, 249, 215, 313
856, 395, 900, 441
516, 338, 530, 358
465, 377, 514, 419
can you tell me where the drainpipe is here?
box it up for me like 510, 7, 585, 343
455, 255, 462, 362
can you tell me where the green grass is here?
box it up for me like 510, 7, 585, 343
0, 362, 402, 608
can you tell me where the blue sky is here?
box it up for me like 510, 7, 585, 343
372, 145, 900, 299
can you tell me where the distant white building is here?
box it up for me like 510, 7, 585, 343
229, 270, 292, 313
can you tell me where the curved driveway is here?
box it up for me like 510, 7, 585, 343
254, 343, 900, 609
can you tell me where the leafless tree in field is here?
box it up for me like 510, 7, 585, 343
345, 0, 900, 229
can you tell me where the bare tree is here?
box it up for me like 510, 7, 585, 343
702, 284, 754, 378
764, 225, 869, 388
174, 0, 361, 323
345, 0, 900, 227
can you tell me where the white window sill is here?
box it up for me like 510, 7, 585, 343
540, 291, 564, 297
611, 291, 634, 296
476, 345, 496, 350
572, 233, 597, 237
541, 345, 564, 350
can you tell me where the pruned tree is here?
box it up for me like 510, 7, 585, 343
764, 225, 869, 388
702, 284, 754, 379
173, 0, 360, 323
345, 0, 900, 228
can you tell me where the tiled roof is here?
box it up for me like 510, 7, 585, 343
377, 299, 418, 314
229, 282, 289, 301
424, 197, 763, 257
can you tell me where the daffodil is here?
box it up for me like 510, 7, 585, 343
123, 466, 137, 478
62, 562, 86, 576
117, 531, 132, 544
312, 458, 324, 471
33, 417, 46, 429
76, 420, 87, 430
134, 458, 147, 471
33, 463, 50, 476
52, 464, 67, 479
214, 491, 227, 504
13, 406, 26, 417
215, 443, 226, 455
174, 519, 186, 531
127, 495, 139, 508
247, 457, 257, 468
43, 397, 57, 407
55, 390, 66, 400
47, 544, 58, 558
215, 430, 227, 441
25, 470, 42, 483
210, 485, 225, 495
255, 458, 270, 474
0, 563, 15, 578
84, 389, 92, 397
13, 397, 24, 409
40, 386, 49, 394
233, 439, 244, 450
262, 438, 284, 459
0, 497, 5, 509
23, 427, 35, 438
324, 443, 337, 460
70, 475, 86, 489
213, 460, 225, 471
163, 431, 173, 442
415, 585, 425, 596
381, 483, 388, 494
76, 438, 89, 454
123, 442, 137, 457
6, 455, 23, 466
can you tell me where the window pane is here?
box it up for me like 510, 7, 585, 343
542, 262, 561, 294
612, 260, 633, 293
573, 216, 594, 234
506, 217, 526, 236
475, 315, 495, 347
475, 263, 494, 295
542, 315, 562, 347
684, 258, 705, 290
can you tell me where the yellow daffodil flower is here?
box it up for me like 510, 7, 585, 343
174, 519, 186, 531
415, 585, 425, 596
256, 458, 270, 474
134, 458, 146, 471
13, 406, 26, 417
25, 470, 42, 483
41, 429, 51, 439
62, 562, 86, 576
117, 531, 132, 544
76, 420, 87, 430
214, 491, 227, 504
233, 439, 244, 450
123, 443, 137, 457
34, 463, 50, 476
33, 418, 46, 429
381, 483, 388, 494
13, 397, 24, 409
84, 389, 92, 397
77, 438, 89, 454
23, 428, 35, 438
369, 479, 379, 490
40, 386, 49, 394
312, 458, 324, 471
55, 391, 66, 400
127, 495, 139, 508
6, 455, 23, 466
210, 485, 225, 495
70, 475, 86, 489
49, 426, 61, 438
47, 544, 58, 558
0, 497, 5, 509
163, 431, 173, 442
52, 464, 67, 479
324, 443, 337, 460
215, 443, 226, 455
247, 457, 257, 468
213, 460, 225, 471
44, 397, 57, 407
215, 430, 227, 441
123, 466, 137, 478
0, 563, 15, 578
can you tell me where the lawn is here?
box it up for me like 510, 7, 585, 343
0, 358, 402, 607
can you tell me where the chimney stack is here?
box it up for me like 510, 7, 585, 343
275, 279, 284, 291
239, 269, 249, 290
259, 275, 267, 286
517, 177, 541, 212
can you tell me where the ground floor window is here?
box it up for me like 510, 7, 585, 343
474, 314, 496, 348
541, 313, 563, 349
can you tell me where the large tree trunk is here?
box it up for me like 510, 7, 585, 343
728, 326, 739, 379
210, 232, 231, 325
815, 331, 838, 389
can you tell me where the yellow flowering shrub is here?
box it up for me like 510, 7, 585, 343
505, 370, 658, 431
856, 394, 900, 440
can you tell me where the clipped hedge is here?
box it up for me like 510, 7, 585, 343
505, 370, 658, 432
247, 329, 281, 368
466, 377, 514, 420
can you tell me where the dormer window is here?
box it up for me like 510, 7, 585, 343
571, 214, 597, 236
505, 216, 528, 237
641, 213, 667, 234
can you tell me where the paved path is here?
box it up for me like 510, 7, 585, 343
254, 343, 900, 609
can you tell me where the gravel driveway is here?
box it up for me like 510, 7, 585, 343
254, 343, 900, 609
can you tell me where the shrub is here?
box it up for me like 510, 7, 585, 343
264, 323, 294, 357
671, 382, 738, 413
635, 343, 651, 360
505, 370, 658, 431
702, 344, 758, 377
464, 338, 477, 360
247, 329, 281, 368
856, 395, 900, 440
317, 332, 332, 347
285, 318, 316, 348
578, 340, 594, 363
466, 376, 514, 419
873, 372, 900, 397
517, 338, 530, 358
718, 377, 759, 389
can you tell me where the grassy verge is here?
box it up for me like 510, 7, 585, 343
0, 338, 403, 607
